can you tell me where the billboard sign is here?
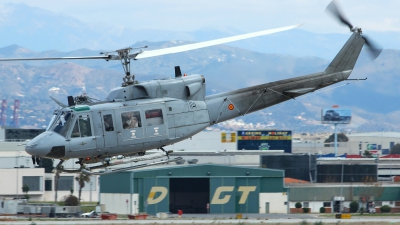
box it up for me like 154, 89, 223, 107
221, 132, 236, 143
321, 108, 351, 124
237, 130, 292, 153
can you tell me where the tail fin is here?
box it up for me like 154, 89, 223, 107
324, 32, 365, 74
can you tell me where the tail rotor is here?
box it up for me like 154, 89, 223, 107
325, 0, 382, 60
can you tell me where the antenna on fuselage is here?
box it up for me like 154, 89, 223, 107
175, 66, 182, 77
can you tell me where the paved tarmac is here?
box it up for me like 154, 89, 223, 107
2, 214, 400, 224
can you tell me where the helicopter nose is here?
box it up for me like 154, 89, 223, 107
25, 131, 66, 158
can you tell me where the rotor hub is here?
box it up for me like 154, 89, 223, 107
351, 27, 362, 34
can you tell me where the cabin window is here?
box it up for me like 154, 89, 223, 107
71, 115, 92, 138
121, 111, 142, 129
145, 109, 164, 126
103, 114, 114, 131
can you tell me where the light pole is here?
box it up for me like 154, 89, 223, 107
334, 123, 338, 157
98, 176, 101, 204
340, 163, 344, 212
90, 181, 93, 203
15, 151, 20, 198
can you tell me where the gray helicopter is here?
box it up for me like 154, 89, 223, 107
0, 1, 382, 174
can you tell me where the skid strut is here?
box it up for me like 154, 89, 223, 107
57, 151, 177, 174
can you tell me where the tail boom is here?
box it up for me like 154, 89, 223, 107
205, 70, 351, 124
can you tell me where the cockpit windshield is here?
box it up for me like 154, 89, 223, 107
49, 110, 74, 137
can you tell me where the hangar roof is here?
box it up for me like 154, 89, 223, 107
100, 164, 286, 194
129, 163, 284, 178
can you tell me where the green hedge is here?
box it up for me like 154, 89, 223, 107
380, 205, 391, 213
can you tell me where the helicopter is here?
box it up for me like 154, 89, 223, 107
0, 1, 382, 174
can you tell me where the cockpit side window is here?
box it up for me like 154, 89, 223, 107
121, 111, 142, 129
50, 111, 74, 137
71, 115, 92, 138
103, 114, 114, 132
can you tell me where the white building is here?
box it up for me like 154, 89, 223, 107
0, 168, 99, 203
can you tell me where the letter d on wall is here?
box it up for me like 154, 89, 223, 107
147, 186, 168, 204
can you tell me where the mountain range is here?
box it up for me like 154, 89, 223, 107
0, 3, 399, 132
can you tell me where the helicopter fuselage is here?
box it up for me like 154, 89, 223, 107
26, 74, 211, 163
25, 31, 367, 165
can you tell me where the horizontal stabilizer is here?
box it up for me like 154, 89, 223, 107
284, 87, 316, 94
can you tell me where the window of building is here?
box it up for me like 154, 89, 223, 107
323, 202, 331, 207
121, 111, 142, 129
22, 176, 43, 191
45, 180, 52, 191
71, 115, 92, 138
58, 176, 74, 191
145, 109, 164, 126
303, 202, 309, 208
374, 201, 382, 207
103, 114, 114, 131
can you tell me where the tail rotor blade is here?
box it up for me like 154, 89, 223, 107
362, 35, 383, 60
325, 0, 353, 30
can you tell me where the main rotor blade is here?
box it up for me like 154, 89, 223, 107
134, 24, 302, 59
325, 0, 353, 30
0, 55, 110, 62
0, 24, 301, 62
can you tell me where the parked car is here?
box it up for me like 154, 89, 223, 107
81, 211, 98, 218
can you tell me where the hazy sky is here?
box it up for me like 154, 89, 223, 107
1, 0, 399, 34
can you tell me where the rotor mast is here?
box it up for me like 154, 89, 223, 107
118, 48, 134, 86
102, 46, 147, 86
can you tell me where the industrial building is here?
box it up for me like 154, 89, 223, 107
0, 168, 99, 202
287, 183, 400, 213
100, 163, 400, 215
100, 164, 288, 214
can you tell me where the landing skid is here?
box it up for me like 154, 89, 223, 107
82, 157, 182, 175
54, 150, 181, 174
